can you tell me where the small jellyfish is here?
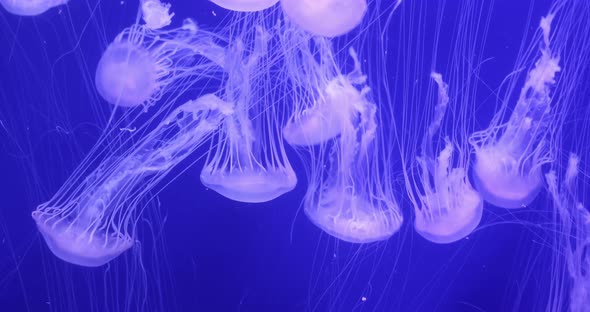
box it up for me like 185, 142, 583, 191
210, 0, 278, 12
301, 48, 403, 243
95, 19, 226, 108
546, 154, 590, 312
141, 0, 174, 30
32, 94, 232, 267
469, 15, 560, 209
281, 29, 366, 146
407, 73, 483, 244
0, 0, 67, 16
200, 27, 296, 203
280, 0, 367, 37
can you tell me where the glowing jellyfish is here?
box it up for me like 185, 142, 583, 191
200, 27, 296, 203
95, 18, 226, 108
469, 15, 560, 209
281, 30, 365, 147
546, 154, 590, 312
32, 94, 232, 267
280, 0, 367, 37
406, 73, 483, 244
300, 48, 403, 243
141, 0, 174, 30
0, 0, 67, 16
210, 0, 279, 12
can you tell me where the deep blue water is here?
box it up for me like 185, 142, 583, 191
0, 1, 588, 311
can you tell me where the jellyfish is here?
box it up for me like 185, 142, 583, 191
546, 154, 590, 312
405, 73, 483, 244
281, 28, 365, 147
297, 47, 402, 243
200, 26, 296, 203
141, 0, 174, 30
95, 18, 226, 108
210, 0, 279, 12
279, 0, 367, 37
469, 15, 561, 209
32, 94, 232, 267
0, 0, 67, 16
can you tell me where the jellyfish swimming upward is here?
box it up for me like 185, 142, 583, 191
281, 28, 365, 147
469, 15, 561, 209
95, 18, 225, 109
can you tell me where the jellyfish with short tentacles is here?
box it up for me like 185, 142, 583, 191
281, 28, 365, 147
280, 0, 367, 37
210, 0, 278, 12
469, 15, 560, 209
95, 18, 226, 108
141, 0, 174, 30
298, 47, 402, 243
32, 94, 232, 267
200, 26, 296, 203
546, 154, 590, 312
406, 73, 483, 244
0, 0, 67, 16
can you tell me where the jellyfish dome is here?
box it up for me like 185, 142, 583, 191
283, 75, 365, 146
95, 18, 225, 108
281, 30, 367, 147
280, 0, 367, 37
201, 26, 296, 203
300, 48, 403, 243
0, 0, 67, 16
210, 0, 279, 12
33, 94, 231, 266
470, 15, 560, 209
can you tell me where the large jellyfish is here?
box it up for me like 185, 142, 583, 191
281, 28, 364, 147
546, 154, 590, 312
200, 25, 296, 203
406, 73, 483, 244
95, 18, 225, 108
0, 0, 67, 16
32, 94, 232, 267
210, 0, 279, 12
294, 45, 402, 243
469, 15, 560, 209
279, 0, 367, 37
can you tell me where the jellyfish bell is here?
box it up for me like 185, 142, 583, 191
201, 167, 296, 203
95, 19, 226, 108
0, 0, 67, 16
471, 144, 545, 209
280, 0, 367, 37
470, 15, 560, 209
210, 0, 279, 12
283, 75, 364, 146
32, 210, 134, 267
95, 42, 159, 108
305, 184, 402, 244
